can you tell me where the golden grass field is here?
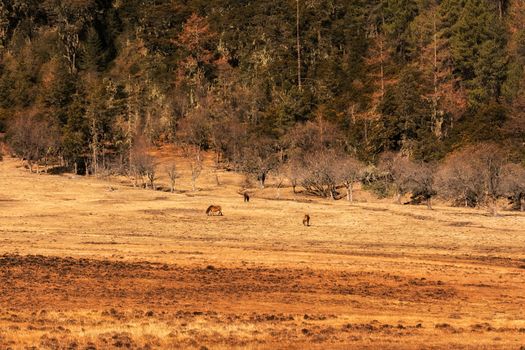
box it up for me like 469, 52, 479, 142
0, 147, 525, 349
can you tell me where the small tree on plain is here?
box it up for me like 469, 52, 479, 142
7, 115, 59, 173
405, 162, 437, 209
190, 157, 202, 192
435, 150, 483, 207
145, 161, 157, 190
475, 144, 507, 215
272, 162, 288, 199
239, 138, 278, 189
436, 144, 506, 215
501, 163, 525, 211
180, 143, 204, 192
285, 158, 302, 194
337, 156, 366, 202
166, 163, 180, 193
300, 148, 339, 199
378, 152, 414, 203
129, 140, 155, 189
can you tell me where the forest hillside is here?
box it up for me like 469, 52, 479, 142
0, 0, 524, 208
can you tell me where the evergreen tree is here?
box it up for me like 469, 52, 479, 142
448, 0, 507, 105
80, 27, 103, 72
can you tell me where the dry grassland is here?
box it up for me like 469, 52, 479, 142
0, 147, 524, 349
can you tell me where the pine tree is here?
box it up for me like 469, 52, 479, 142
81, 27, 103, 72
448, 0, 507, 105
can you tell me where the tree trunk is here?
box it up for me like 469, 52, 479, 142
296, 0, 302, 91
346, 183, 353, 202
491, 198, 498, 217
379, 37, 385, 100
426, 197, 432, 210
91, 114, 98, 176
364, 120, 368, 145
258, 173, 266, 189
394, 192, 401, 204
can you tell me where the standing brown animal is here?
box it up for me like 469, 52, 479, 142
243, 192, 250, 202
303, 214, 310, 226
206, 205, 223, 216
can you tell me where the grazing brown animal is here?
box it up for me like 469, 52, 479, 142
206, 205, 223, 216
303, 214, 310, 226
244, 192, 250, 202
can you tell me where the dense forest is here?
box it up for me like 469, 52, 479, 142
0, 0, 524, 210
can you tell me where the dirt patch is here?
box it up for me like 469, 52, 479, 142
0, 255, 458, 314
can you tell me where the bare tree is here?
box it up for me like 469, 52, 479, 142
272, 162, 288, 199
166, 163, 180, 193
129, 140, 155, 189
286, 158, 302, 194
378, 152, 414, 203
436, 144, 507, 215
7, 115, 59, 173
145, 161, 157, 190
300, 148, 339, 199
475, 144, 507, 215
337, 156, 366, 202
376, 153, 437, 208
182, 144, 203, 192
435, 151, 483, 207
239, 138, 278, 189
405, 162, 437, 209
501, 163, 525, 211
190, 156, 202, 192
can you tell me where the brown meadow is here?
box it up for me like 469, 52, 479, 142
0, 151, 524, 349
